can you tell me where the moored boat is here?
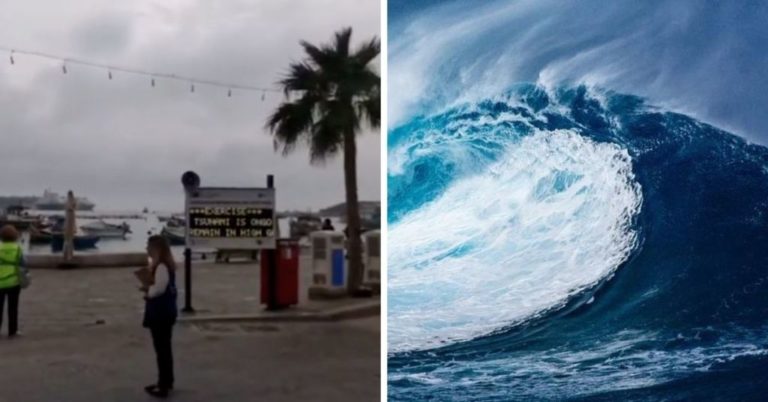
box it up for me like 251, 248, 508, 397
166, 215, 186, 228
80, 220, 131, 238
51, 234, 100, 251
28, 226, 54, 244
0, 205, 41, 230
161, 225, 186, 245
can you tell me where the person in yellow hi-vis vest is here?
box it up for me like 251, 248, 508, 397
0, 225, 28, 338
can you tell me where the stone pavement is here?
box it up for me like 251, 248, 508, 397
0, 260, 380, 401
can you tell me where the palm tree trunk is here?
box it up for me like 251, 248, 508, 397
343, 129, 364, 294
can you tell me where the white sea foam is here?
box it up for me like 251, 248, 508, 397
388, 130, 642, 352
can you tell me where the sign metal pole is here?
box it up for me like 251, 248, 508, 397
181, 170, 200, 314
266, 174, 278, 310
183, 247, 194, 313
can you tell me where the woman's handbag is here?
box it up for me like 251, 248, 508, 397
18, 250, 30, 289
19, 267, 31, 289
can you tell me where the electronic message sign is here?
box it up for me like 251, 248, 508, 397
184, 187, 276, 249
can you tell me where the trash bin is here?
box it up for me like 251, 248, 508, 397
307, 231, 347, 299
261, 239, 299, 308
362, 230, 380, 288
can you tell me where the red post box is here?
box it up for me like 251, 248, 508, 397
261, 239, 300, 309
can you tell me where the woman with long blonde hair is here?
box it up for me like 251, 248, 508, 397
142, 235, 178, 398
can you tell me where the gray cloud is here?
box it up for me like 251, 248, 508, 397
0, 0, 381, 212
73, 13, 135, 56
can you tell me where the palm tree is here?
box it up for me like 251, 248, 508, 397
266, 27, 380, 295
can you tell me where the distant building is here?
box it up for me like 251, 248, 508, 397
319, 201, 381, 219
0, 196, 38, 210
0, 190, 95, 211
35, 189, 95, 211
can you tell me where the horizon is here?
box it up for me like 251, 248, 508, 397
0, 191, 381, 214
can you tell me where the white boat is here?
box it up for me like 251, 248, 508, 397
80, 220, 131, 238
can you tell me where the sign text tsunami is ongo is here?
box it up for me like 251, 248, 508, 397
188, 207, 274, 238
185, 187, 276, 250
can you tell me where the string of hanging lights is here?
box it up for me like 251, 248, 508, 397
1, 46, 279, 99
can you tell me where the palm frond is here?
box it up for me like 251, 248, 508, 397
309, 113, 343, 163
353, 37, 380, 66
279, 61, 324, 96
351, 68, 380, 93
267, 27, 379, 162
300, 39, 343, 75
266, 95, 318, 155
356, 90, 380, 128
299, 41, 329, 68
334, 27, 353, 57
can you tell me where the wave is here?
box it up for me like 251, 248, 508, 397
389, 125, 642, 351
389, 0, 768, 139
387, 85, 768, 400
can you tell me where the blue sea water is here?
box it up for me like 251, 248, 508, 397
387, 85, 768, 401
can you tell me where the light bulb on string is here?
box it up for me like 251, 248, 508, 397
1, 45, 281, 96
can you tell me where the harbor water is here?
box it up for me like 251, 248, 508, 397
20, 210, 343, 259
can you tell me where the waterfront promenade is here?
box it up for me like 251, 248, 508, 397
0, 260, 380, 401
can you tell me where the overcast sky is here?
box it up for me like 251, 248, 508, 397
0, 0, 380, 212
